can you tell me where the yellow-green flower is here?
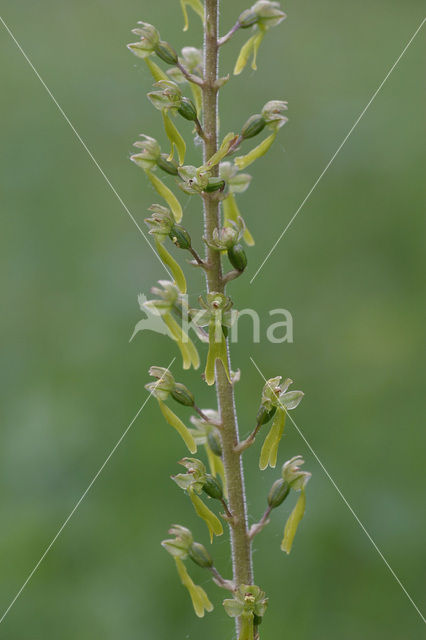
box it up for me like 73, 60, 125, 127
234, 2, 286, 75
145, 204, 187, 293
257, 377, 304, 469
223, 584, 268, 639
140, 281, 200, 370
172, 458, 223, 542
192, 293, 236, 386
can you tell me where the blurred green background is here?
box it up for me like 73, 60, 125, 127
1, 1, 425, 638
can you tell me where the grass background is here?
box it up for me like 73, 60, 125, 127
0, 1, 425, 638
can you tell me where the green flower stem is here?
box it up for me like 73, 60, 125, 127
248, 505, 273, 540
222, 268, 244, 286
176, 61, 204, 87
202, 1, 253, 634
193, 403, 214, 423
188, 246, 207, 267
234, 419, 263, 454
218, 21, 241, 47
209, 566, 235, 591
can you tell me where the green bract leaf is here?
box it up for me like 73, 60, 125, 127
259, 407, 286, 470
281, 488, 306, 554
180, 0, 204, 32
144, 169, 183, 222
189, 489, 223, 542
157, 399, 197, 453
175, 557, 213, 617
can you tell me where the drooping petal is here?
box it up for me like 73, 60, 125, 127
281, 489, 306, 554
189, 489, 223, 542
234, 34, 256, 76
200, 132, 237, 172
162, 312, 200, 370
175, 558, 213, 617
155, 238, 187, 293
250, 27, 266, 71
162, 110, 186, 165
157, 399, 197, 453
180, 0, 204, 32
205, 319, 231, 386
144, 57, 169, 82
189, 83, 203, 118
239, 611, 255, 640
234, 130, 278, 171
223, 193, 255, 246
145, 169, 183, 222
259, 407, 286, 470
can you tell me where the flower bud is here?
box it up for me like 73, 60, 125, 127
188, 542, 213, 568
256, 404, 276, 426
145, 205, 174, 239
148, 80, 182, 111
161, 524, 193, 558
169, 225, 192, 250
207, 430, 222, 457
131, 22, 160, 46
156, 153, 179, 175
147, 365, 176, 396
127, 22, 160, 59
170, 382, 195, 406
267, 478, 290, 508
130, 134, 161, 170
241, 114, 266, 139
202, 474, 223, 500
204, 177, 226, 193
154, 40, 178, 65
238, 1, 286, 29
177, 97, 198, 122
227, 243, 247, 272
281, 455, 311, 490
261, 100, 288, 128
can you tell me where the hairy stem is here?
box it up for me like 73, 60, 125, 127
202, 0, 253, 632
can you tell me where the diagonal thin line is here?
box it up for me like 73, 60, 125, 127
0, 15, 171, 279
0, 358, 175, 626
249, 356, 426, 624
250, 16, 426, 284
